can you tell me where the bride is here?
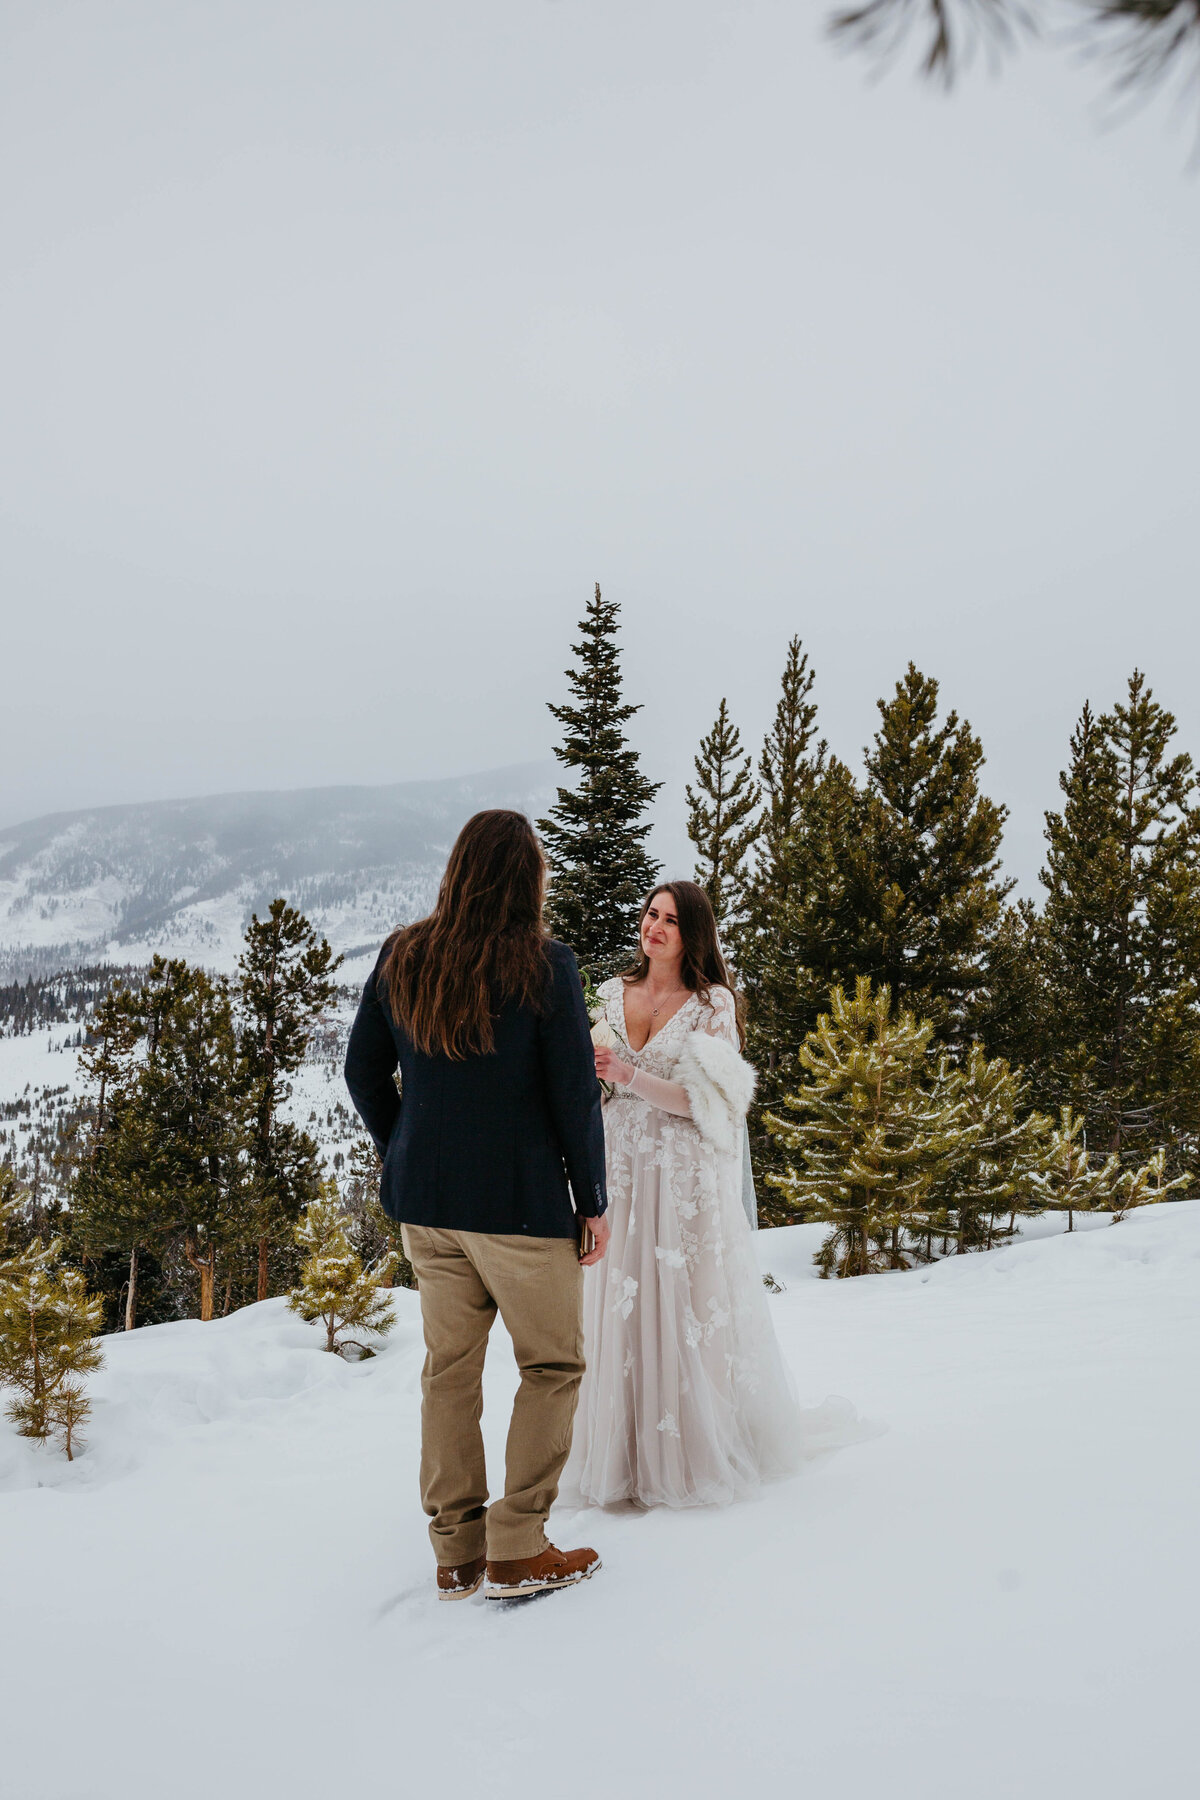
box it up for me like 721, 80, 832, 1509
564, 880, 807, 1509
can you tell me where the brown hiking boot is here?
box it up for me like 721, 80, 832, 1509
485, 1543, 602, 1599
436, 1554, 487, 1602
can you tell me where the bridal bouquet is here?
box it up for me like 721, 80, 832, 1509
583, 970, 623, 1097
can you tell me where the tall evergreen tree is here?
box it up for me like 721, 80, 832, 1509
855, 663, 1011, 1037
1038, 673, 1200, 1164
736, 642, 841, 1207
539, 585, 661, 975
685, 698, 760, 931
749, 635, 827, 909
71, 986, 157, 1330
74, 957, 246, 1323
738, 640, 828, 1017
138, 960, 246, 1321
237, 900, 341, 1302
970, 899, 1050, 1076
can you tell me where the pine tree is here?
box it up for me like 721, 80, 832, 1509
142, 961, 246, 1321
288, 1182, 397, 1357
0, 1173, 32, 1268
737, 640, 833, 1202
685, 698, 760, 931
1038, 674, 1200, 1165
0, 1166, 31, 1259
856, 663, 1011, 1038
912, 1047, 1052, 1256
764, 977, 963, 1276
970, 899, 1050, 1076
1031, 1106, 1189, 1230
539, 585, 662, 975
71, 984, 159, 1331
77, 957, 245, 1324
754, 637, 826, 888
341, 1137, 415, 1289
1109, 1148, 1189, 1222
237, 900, 341, 1302
0, 1229, 104, 1461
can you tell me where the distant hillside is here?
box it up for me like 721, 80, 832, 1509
0, 763, 557, 979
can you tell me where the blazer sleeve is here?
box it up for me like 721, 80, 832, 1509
538, 943, 608, 1218
344, 958, 402, 1159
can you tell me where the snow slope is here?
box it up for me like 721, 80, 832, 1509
2, 1206, 1198, 1800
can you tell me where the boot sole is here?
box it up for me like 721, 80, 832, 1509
484, 1558, 602, 1599
437, 1572, 486, 1602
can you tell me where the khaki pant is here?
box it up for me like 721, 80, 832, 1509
401, 1225, 585, 1565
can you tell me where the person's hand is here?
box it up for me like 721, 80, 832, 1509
580, 1212, 611, 1266
595, 1046, 632, 1087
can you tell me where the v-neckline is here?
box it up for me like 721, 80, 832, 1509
619, 982, 695, 1054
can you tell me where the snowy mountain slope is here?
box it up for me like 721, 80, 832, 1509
2, 1203, 1197, 1800
0, 761, 556, 978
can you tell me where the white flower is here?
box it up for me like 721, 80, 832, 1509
590, 1017, 615, 1048
610, 1274, 639, 1319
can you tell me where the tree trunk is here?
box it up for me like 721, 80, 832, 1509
222, 1271, 233, 1316
257, 1235, 270, 1303
184, 1236, 217, 1321
124, 1245, 138, 1331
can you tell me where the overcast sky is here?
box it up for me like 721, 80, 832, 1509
2, 0, 1198, 891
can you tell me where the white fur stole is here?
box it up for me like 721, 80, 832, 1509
675, 1031, 756, 1158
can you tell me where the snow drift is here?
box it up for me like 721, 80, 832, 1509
2, 1205, 1198, 1800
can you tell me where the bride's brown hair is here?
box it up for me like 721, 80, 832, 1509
382, 810, 550, 1059
622, 880, 745, 1047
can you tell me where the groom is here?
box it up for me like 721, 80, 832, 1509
344, 809, 610, 1603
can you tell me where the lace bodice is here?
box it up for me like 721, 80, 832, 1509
599, 977, 739, 1083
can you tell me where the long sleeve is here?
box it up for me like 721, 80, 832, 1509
538, 945, 608, 1218
622, 1065, 693, 1115
344, 960, 401, 1158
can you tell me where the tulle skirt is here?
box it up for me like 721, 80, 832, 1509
562, 1105, 852, 1509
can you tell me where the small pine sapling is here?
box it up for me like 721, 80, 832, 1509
1110, 1148, 1189, 1223
0, 1236, 104, 1461
341, 1137, 415, 1289
288, 1184, 397, 1357
1032, 1107, 1121, 1231
765, 977, 961, 1276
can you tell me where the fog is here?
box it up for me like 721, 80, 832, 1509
3, 0, 1198, 891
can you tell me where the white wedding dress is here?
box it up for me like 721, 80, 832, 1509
563, 980, 817, 1509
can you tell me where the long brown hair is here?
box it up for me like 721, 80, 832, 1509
623, 880, 745, 1046
382, 810, 550, 1058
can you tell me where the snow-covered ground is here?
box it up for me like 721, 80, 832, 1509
3, 1203, 1197, 1800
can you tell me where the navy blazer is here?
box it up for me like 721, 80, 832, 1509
343, 937, 607, 1239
